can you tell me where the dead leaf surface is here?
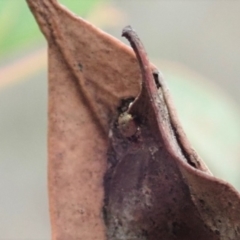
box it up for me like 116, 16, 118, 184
104, 27, 240, 240
26, 0, 240, 239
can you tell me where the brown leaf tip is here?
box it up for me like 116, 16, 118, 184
122, 25, 134, 37
122, 25, 140, 46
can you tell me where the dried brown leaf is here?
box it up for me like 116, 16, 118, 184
26, 1, 240, 240
104, 27, 240, 240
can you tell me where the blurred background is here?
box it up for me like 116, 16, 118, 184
1, 1, 240, 239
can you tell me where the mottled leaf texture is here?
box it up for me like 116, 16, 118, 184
26, 1, 240, 240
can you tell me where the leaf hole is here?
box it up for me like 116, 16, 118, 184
153, 71, 161, 89
117, 97, 135, 113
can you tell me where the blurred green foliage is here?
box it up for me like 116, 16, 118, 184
0, 0, 100, 61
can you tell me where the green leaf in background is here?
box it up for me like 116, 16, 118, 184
0, 0, 101, 61
60, 0, 100, 16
